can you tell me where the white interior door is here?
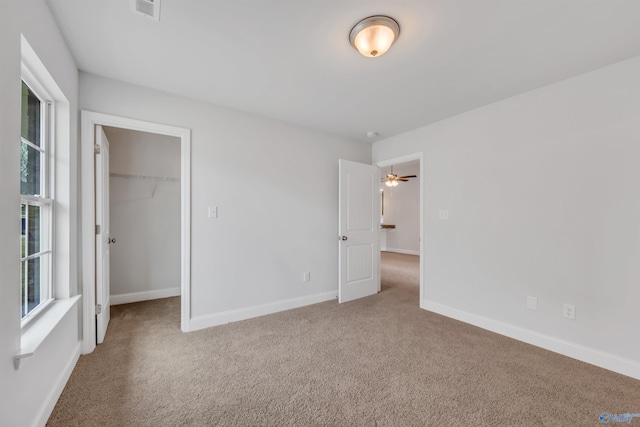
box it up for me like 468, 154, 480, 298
95, 125, 111, 344
338, 159, 379, 303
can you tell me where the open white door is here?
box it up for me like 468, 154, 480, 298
338, 159, 379, 303
95, 125, 111, 344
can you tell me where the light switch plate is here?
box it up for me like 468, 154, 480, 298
208, 206, 218, 218
526, 296, 538, 311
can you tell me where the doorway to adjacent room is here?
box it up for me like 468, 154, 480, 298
376, 154, 423, 303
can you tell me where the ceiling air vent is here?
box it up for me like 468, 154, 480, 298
133, 0, 160, 21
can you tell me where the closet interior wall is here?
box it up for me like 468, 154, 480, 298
104, 126, 181, 304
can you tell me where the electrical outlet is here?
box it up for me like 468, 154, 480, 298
439, 209, 449, 220
303, 272, 310, 283
526, 296, 538, 311
562, 303, 576, 320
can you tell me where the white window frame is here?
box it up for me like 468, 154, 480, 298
20, 66, 55, 327
14, 35, 81, 371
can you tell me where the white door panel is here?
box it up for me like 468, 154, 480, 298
338, 159, 379, 303
95, 125, 111, 344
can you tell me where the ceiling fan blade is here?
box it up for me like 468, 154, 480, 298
398, 179, 409, 182
398, 175, 417, 179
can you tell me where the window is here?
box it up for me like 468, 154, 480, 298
20, 78, 53, 320
13, 36, 79, 369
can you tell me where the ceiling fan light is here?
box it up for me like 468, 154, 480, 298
385, 180, 393, 187
350, 16, 400, 58
392, 180, 399, 187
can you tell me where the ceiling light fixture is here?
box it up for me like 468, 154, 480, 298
349, 15, 400, 58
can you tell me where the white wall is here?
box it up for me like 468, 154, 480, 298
105, 127, 181, 302
0, 0, 23, 421
79, 72, 371, 325
0, 0, 81, 425
381, 161, 420, 254
373, 55, 640, 378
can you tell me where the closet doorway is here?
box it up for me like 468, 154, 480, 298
81, 111, 191, 355
104, 127, 181, 306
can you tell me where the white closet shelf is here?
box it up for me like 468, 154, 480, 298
110, 173, 179, 182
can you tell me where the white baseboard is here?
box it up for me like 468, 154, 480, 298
34, 341, 81, 427
421, 299, 640, 380
111, 287, 181, 305
384, 248, 421, 256
189, 291, 338, 332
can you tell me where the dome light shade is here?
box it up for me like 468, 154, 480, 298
350, 16, 400, 58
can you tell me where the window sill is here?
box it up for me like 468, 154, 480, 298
20, 298, 55, 329
14, 295, 81, 369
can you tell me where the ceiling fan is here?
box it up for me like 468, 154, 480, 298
381, 165, 417, 187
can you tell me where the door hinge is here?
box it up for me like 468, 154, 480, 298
94, 144, 101, 154
96, 224, 101, 235
95, 304, 102, 315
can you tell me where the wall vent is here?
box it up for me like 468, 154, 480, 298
133, 0, 160, 22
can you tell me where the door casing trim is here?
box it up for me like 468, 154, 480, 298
80, 111, 191, 354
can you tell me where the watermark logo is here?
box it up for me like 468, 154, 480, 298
599, 412, 640, 424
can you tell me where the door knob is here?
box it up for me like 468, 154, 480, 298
108, 237, 116, 244
341, 236, 348, 241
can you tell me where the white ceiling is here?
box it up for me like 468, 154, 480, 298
47, 0, 640, 142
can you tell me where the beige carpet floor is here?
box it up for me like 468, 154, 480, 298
48, 252, 639, 426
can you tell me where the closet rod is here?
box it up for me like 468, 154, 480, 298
110, 172, 180, 182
